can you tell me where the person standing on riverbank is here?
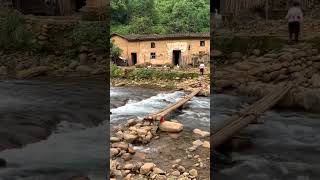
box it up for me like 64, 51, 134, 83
286, 1, 303, 43
199, 63, 205, 75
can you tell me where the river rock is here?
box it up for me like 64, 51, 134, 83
16, 66, 48, 79
171, 170, 180, 176
140, 163, 155, 175
123, 133, 137, 143
202, 141, 210, 148
155, 175, 167, 180
159, 121, 183, 133
112, 142, 129, 150
193, 129, 210, 137
122, 153, 132, 161
279, 53, 293, 62
110, 148, 119, 157
189, 169, 198, 177
76, 65, 93, 74
153, 167, 165, 174
110, 137, 121, 143
79, 53, 88, 65
177, 166, 186, 172
123, 163, 134, 170
0, 66, 7, 75
193, 140, 203, 147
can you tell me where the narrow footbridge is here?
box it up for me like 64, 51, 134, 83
211, 82, 293, 148
144, 88, 202, 121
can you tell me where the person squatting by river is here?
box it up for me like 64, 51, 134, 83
199, 63, 205, 75
286, 1, 303, 43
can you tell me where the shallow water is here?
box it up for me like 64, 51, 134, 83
213, 94, 320, 180
0, 78, 107, 180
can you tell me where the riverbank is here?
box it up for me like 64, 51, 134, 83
111, 66, 211, 96
215, 42, 320, 113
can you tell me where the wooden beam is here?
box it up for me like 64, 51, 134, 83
212, 82, 292, 148
144, 88, 202, 121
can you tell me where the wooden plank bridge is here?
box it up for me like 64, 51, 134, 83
212, 82, 293, 148
144, 88, 203, 121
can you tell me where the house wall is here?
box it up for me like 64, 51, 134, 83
111, 35, 210, 66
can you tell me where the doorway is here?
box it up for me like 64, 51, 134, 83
131, 53, 137, 65
172, 50, 181, 65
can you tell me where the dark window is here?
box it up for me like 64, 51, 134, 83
151, 42, 155, 48
200, 40, 205, 47
188, 45, 191, 50
150, 52, 156, 59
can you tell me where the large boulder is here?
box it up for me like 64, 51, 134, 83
16, 66, 48, 79
140, 163, 155, 175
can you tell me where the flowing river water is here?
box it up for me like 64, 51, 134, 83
0, 80, 210, 179
213, 94, 320, 180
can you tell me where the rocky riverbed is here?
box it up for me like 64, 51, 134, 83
215, 42, 320, 112
110, 88, 210, 180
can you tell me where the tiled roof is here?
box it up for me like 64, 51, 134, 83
111, 33, 210, 41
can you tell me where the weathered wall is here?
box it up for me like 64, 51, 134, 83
111, 36, 210, 66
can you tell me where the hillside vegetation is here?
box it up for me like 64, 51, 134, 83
111, 0, 210, 34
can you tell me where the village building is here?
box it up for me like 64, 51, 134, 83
111, 33, 210, 66
7, 0, 107, 16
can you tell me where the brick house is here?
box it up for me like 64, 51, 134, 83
111, 33, 210, 66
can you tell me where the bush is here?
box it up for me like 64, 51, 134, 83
0, 11, 39, 51
69, 22, 108, 50
127, 68, 198, 80
110, 41, 122, 60
212, 36, 284, 56
110, 63, 124, 78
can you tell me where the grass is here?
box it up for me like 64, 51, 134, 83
0, 11, 40, 52
110, 64, 199, 80
212, 36, 285, 56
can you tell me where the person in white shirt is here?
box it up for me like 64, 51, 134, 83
199, 63, 205, 75
285, 1, 303, 43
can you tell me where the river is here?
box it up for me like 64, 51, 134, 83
213, 94, 320, 180
0, 80, 210, 180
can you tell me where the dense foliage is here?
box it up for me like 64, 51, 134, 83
0, 11, 39, 51
110, 65, 199, 80
111, 0, 210, 34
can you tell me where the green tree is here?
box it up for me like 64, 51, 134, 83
110, 41, 123, 60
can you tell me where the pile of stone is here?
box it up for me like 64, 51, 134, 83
110, 160, 199, 180
110, 118, 210, 179
38, 24, 50, 45
111, 119, 158, 145
216, 43, 320, 111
